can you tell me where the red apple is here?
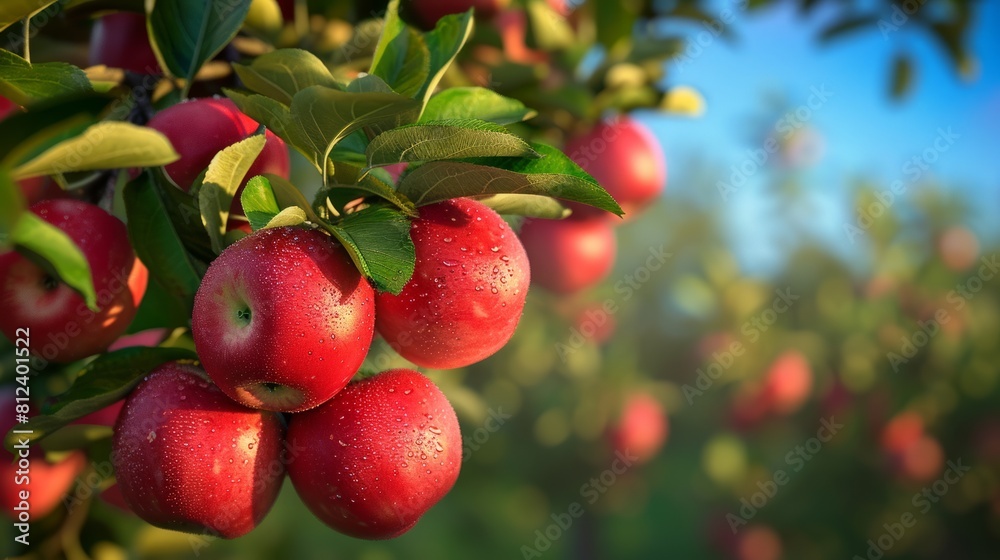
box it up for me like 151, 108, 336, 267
496, 10, 549, 65
146, 98, 290, 207
896, 436, 944, 482
0, 200, 148, 363
565, 116, 666, 222
107, 328, 168, 352
759, 351, 812, 415
375, 198, 530, 369
192, 226, 375, 412
409, 0, 509, 29
0, 96, 17, 119
112, 362, 286, 538
608, 393, 668, 463
286, 369, 461, 539
938, 226, 979, 272
735, 525, 783, 560
518, 217, 616, 294
18, 176, 66, 206
880, 411, 924, 454
1, 387, 87, 520
89, 12, 161, 75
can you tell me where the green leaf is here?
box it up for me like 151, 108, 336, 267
11, 122, 179, 179
262, 205, 307, 229
476, 193, 571, 219
148, 0, 253, 94
153, 170, 216, 262
417, 10, 473, 107
890, 54, 913, 100
398, 143, 623, 215
326, 205, 415, 294
240, 175, 281, 230
0, 168, 25, 245
595, 0, 637, 49
287, 85, 422, 173
3, 347, 198, 451
199, 134, 266, 253
421, 87, 536, 124
8, 212, 98, 310
366, 119, 539, 166
315, 176, 417, 218
225, 89, 298, 141
123, 173, 204, 313
241, 173, 322, 231
818, 15, 877, 43
0, 92, 113, 167
0, 49, 92, 106
344, 74, 393, 94
232, 48, 341, 105
525, 0, 574, 51
369, 0, 429, 97
0, 1, 58, 33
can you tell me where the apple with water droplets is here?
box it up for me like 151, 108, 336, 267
0, 199, 148, 363
192, 226, 375, 412
375, 198, 530, 369
286, 368, 461, 539
518, 216, 616, 294
112, 362, 286, 538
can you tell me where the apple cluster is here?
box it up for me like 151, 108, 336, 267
520, 116, 668, 295
1, 85, 532, 540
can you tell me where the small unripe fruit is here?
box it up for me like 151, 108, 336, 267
375, 198, 530, 369
518, 217, 616, 294
0, 200, 148, 362
287, 369, 461, 539
112, 362, 286, 538
193, 227, 375, 412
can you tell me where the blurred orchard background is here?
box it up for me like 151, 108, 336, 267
5, 0, 1000, 559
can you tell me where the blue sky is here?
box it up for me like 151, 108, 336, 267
636, 0, 1000, 274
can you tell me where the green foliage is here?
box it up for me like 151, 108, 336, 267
148, 0, 253, 95
0, 49, 91, 105
198, 134, 267, 252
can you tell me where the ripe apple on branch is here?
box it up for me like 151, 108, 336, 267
0, 0, 630, 550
